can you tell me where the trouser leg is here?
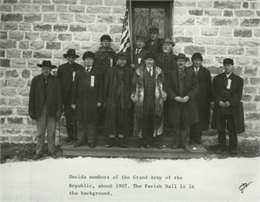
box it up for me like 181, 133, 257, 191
64, 100, 76, 140
181, 123, 190, 147
46, 116, 56, 154
76, 120, 86, 144
189, 123, 196, 144
36, 105, 47, 155
87, 121, 96, 144
227, 115, 237, 150
218, 114, 227, 149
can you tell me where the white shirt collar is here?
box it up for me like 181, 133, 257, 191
226, 72, 232, 78
85, 66, 92, 71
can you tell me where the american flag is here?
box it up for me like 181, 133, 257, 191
118, 3, 131, 52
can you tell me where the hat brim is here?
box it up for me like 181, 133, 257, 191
177, 57, 189, 62
63, 54, 80, 58
37, 64, 56, 69
163, 41, 175, 46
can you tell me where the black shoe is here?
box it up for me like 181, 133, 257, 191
171, 144, 180, 149
89, 143, 96, 148
195, 139, 202, 144
73, 141, 83, 148
118, 138, 126, 148
50, 153, 58, 159
216, 147, 227, 154
66, 137, 74, 143
229, 149, 237, 155
33, 154, 43, 160
105, 138, 115, 148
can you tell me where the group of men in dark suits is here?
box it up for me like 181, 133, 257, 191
29, 27, 245, 159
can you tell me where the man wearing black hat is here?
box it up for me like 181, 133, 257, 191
71, 51, 103, 148
211, 58, 245, 155
129, 35, 149, 70
166, 53, 199, 151
95, 34, 116, 128
103, 52, 133, 148
144, 27, 164, 55
57, 49, 83, 144
188, 53, 212, 145
29, 60, 63, 160
131, 53, 167, 148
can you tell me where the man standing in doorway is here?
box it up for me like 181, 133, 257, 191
144, 27, 164, 55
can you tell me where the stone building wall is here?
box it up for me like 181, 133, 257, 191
0, 0, 259, 143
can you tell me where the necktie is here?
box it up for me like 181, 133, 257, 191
195, 68, 199, 75
136, 49, 140, 54
149, 68, 152, 76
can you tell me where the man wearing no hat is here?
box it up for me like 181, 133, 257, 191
57, 49, 83, 144
71, 51, 103, 148
29, 60, 63, 160
211, 58, 245, 155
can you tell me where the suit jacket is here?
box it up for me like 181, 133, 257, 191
155, 52, 178, 75
166, 66, 199, 126
211, 72, 245, 134
132, 47, 149, 65
188, 65, 212, 131
71, 67, 103, 122
29, 74, 63, 119
144, 38, 164, 55
57, 62, 83, 101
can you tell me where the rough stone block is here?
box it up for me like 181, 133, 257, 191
244, 86, 257, 94
81, 0, 102, 5
220, 28, 232, 37
88, 24, 107, 32
242, 95, 252, 102
173, 27, 184, 35
0, 31, 7, 39
246, 113, 260, 121
22, 98, 29, 105
198, 2, 212, 8
234, 29, 252, 37
175, 37, 193, 43
216, 38, 237, 46
255, 96, 260, 102
73, 33, 91, 41
46, 42, 61, 50
250, 78, 260, 85
244, 103, 257, 112
184, 45, 205, 55
23, 51, 32, 58
4, 22, 18, 30
252, 58, 260, 66
174, 1, 196, 7
33, 51, 52, 59
174, 17, 195, 26
17, 108, 28, 116
25, 32, 39, 40
30, 41, 45, 50
3, 0, 18, 3
254, 29, 260, 37
42, 5, 55, 12
201, 27, 219, 36
81, 42, 99, 51
69, 5, 85, 13
204, 10, 222, 16
257, 11, 260, 17
240, 19, 260, 27
18, 88, 30, 96
212, 18, 238, 26
246, 48, 258, 56
54, 24, 68, 32
0, 5, 12, 12
60, 14, 74, 23
194, 37, 214, 45
58, 34, 72, 41
236, 57, 250, 66
244, 67, 257, 76
239, 39, 260, 47
0, 98, 7, 105
53, 0, 76, 4
33, 24, 52, 32
56, 5, 68, 12
1, 88, 16, 96
223, 10, 233, 17
189, 9, 203, 16
0, 108, 12, 115
19, 41, 29, 49
24, 13, 42, 22
61, 42, 80, 50
70, 24, 87, 32
6, 50, 21, 58
97, 15, 116, 23
0, 40, 16, 48
110, 25, 121, 34
0, 59, 10, 67
9, 97, 22, 105
228, 47, 244, 55
33, 0, 51, 3
185, 27, 200, 36
243, 2, 249, 9
196, 17, 209, 26
87, 6, 111, 14
1, 14, 22, 21
9, 32, 24, 40
214, 1, 241, 9
207, 47, 226, 55
19, 23, 32, 31
40, 33, 56, 41
7, 79, 26, 87
235, 10, 254, 17
6, 70, 18, 77
7, 117, 23, 124
113, 7, 126, 14
75, 14, 96, 23
44, 14, 58, 23
13, 5, 40, 12
250, 2, 260, 9
0, 50, 5, 57
174, 7, 187, 16
22, 69, 30, 78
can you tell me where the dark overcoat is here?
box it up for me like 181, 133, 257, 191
144, 38, 164, 55
166, 67, 199, 126
29, 74, 63, 119
71, 67, 103, 122
57, 62, 83, 101
211, 73, 245, 134
103, 65, 133, 136
155, 52, 178, 75
95, 47, 116, 75
188, 65, 212, 131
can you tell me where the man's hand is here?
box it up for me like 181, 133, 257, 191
219, 101, 225, 107
130, 64, 136, 70
224, 101, 231, 108
174, 96, 183, 102
181, 96, 189, 103
71, 104, 76, 109
97, 102, 102, 107
131, 94, 138, 103
56, 112, 62, 122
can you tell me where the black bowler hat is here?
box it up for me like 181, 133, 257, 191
177, 53, 189, 62
63, 49, 79, 58
136, 35, 146, 42
223, 58, 234, 65
117, 52, 128, 60
191, 53, 203, 61
100, 35, 112, 42
144, 53, 156, 61
83, 51, 95, 61
163, 37, 175, 46
149, 27, 159, 33
37, 60, 56, 69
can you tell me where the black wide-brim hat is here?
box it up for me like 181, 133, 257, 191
100, 34, 112, 42
144, 53, 156, 61
177, 53, 189, 62
37, 60, 56, 69
136, 35, 146, 42
83, 51, 95, 61
117, 52, 128, 60
63, 49, 79, 58
191, 53, 203, 61
149, 27, 159, 33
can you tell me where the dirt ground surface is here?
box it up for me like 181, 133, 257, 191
1, 139, 259, 163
